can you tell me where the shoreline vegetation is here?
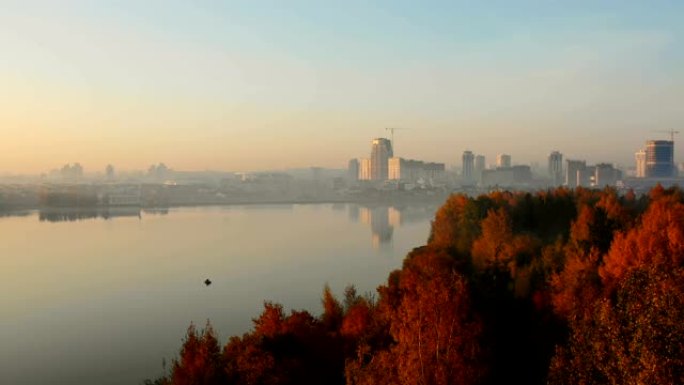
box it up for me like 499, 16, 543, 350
0, 190, 450, 215
0, 196, 445, 223
149, 185, 683, 385
0, 180, 452, 213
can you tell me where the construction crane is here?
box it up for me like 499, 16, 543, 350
385, 127, 409, 154
654, 129, 680, 142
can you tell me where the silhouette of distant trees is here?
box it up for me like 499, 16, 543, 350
150, 186, 684, 385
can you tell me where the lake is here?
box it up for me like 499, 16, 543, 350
0, 203, 438, 385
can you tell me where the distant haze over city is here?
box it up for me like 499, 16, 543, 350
1, 1, 682, 174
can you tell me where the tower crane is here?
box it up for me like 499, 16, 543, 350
654, 129, 680, 142
385, 127, 409, 155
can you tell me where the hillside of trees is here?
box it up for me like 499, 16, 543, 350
147, 186, 684, 385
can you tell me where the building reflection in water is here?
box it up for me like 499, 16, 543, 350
360, 206, 394, 249
38, 207, 142, 222
350, 204, 437, 249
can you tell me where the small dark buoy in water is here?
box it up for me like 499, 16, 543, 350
204, 278, 212, 286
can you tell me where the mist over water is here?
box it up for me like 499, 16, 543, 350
0, 203, 437, 385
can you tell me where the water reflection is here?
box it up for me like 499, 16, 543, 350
0, 209, 31, 218
6, 204, 437, 248
38, 207, 141, 222
142, 208, 170, 216
350, 204, 437, 249
0, 203, 438, 385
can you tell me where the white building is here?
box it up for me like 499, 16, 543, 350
388, 157, 445, 184
635, 149, 646, 178
496, 154, 511, 168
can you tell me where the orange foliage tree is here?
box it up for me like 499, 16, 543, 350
154, 186, 684, 385
170, 322, 224, 385
347, 248, 483, 385
550, 192, 684, 384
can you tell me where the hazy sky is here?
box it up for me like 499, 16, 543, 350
1, 1, 683, 174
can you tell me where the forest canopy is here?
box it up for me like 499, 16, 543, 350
149, 186, 684, 385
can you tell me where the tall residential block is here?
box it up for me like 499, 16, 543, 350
348, 159, 360, 181
475, 155, 485, 176
565, 159, 586, 188
594, 163, 619, 186
548, 151, 563, 185
645, 140, 675, 178
635, 150, 646, 178
370, 138, 393, 181
496, 154, 511, 168
462, 150, 475, 182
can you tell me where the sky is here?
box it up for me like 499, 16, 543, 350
1, 0, 683, 174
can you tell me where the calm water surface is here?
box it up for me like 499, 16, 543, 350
0, 203, 438, 385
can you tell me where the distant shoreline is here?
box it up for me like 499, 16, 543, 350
0, 194, 448, 214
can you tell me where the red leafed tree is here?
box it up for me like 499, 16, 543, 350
549, 247, 602, 320
429, 194, 488, 257
321, 284, 344, 332
471, 208, 514, 271
392, 251, 483, 385
170, 322, 224, 385
348, 248, 483, 385
224, 334, 279, 385
549, 266, 684, 385
600, 199, 684, 287
550, 194, 684, 384
341, 301, 371, 340
253, 301, 286, 338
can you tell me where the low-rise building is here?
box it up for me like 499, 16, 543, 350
388, 157, 445, 184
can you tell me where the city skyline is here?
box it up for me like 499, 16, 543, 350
2, 133, 680, 177
1, 1, 683, 174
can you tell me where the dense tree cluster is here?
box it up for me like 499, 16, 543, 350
149, 186, 684, 385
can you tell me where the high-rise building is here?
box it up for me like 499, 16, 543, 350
645, 140, 675, 178
370, 138, 393, 181
595, 163, 618, 186
635, 150, 646, 178
548, 151, 563, 185
462, 151, 475, 182
359, 158, 372, 181
578, 165, 595, 187
566, 160, 586, 188
496, 154, 511, 168
475, 155, 485, 175
348, 159, 360, 181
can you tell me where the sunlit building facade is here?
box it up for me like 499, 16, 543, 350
389, 157, 445, 183
496, 154, 511, 168
370, 138, 393, 181
359, 158, 372, 181
635, 150, 647, 178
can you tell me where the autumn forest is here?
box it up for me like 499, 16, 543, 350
148, 186, 684, 385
